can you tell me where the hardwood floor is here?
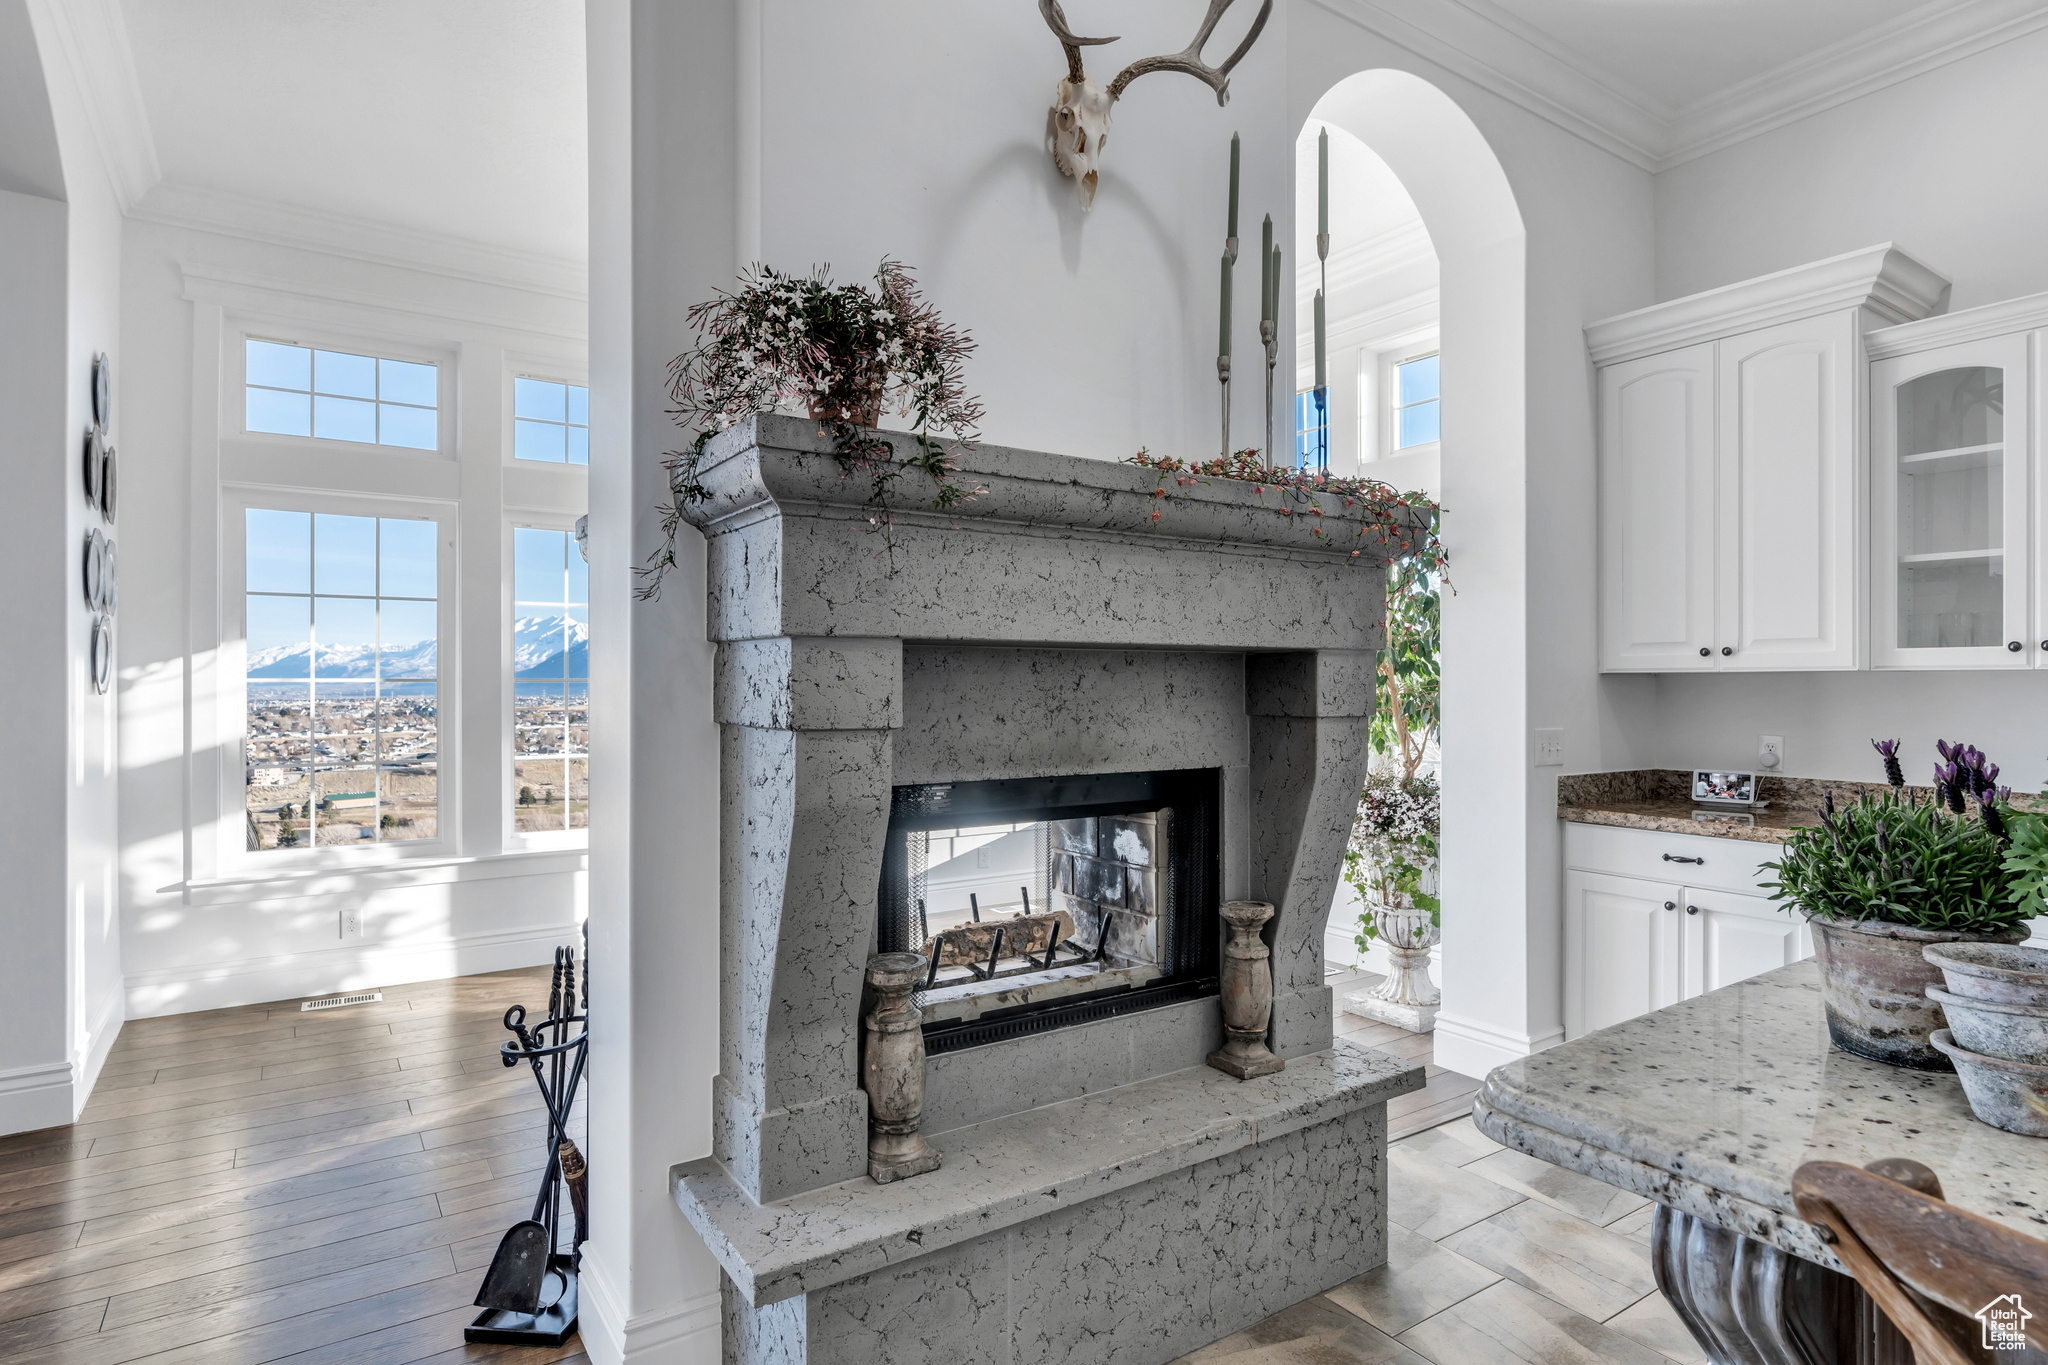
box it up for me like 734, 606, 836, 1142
0, 966, 587, 1365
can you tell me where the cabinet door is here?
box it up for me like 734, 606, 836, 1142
1870, 334, 2031, 667
1717, 314, 1861, 670
1563, 870, 1684, 1039
1678, 886, 1812, 998
1598, 344, 1717, 672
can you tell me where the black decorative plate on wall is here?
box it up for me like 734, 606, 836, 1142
81, 528, 106, 610
90, 615, 112, 695
100, 444, 116, 523
91, 352, 110, 429
83, 427, 104, 510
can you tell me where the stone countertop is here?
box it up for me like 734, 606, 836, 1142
672, 1040, 1423, 1308
1558, 797, 1814, 844
1473, 961, 2048, 1270
1551, 769, 2020, 845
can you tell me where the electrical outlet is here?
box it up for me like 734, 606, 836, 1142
339, 908, 363, 940
1534, 727, 1564, 767
1759, 735, 1784, 770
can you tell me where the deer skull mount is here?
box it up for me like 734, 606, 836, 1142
1040, 0, 1273, 211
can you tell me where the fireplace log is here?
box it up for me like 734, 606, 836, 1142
922, 912, 1074, 967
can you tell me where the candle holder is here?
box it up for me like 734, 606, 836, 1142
1209, 900, 1285, 1078
1217, 355, 1233, 460
1260, 319, 1277, 469
862, 952, 942, 1183
1312, 384, 1328, 470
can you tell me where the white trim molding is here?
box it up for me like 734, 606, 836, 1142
123, 918, 582, 1019
25, 0, 160, 209
1584, 243, 1951, 366
1432, 1010, 1565, 1080
0, 1060, 76, 1137
1866, 287, 2048, 360
579, 1248, 722, 1365
1313, 0, 2048, 174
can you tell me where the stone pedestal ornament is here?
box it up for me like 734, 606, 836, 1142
1208, 900, 1285, 1079
861, 952, 942, 1183
1343, 903, 1441, 1033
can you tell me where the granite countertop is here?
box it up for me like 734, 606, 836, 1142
673, 1040, 1423, 1307
1474, 960, 2048, 1269
1553, 769, 2036, 845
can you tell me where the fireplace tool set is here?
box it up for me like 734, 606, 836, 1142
466, 940, 589, 1347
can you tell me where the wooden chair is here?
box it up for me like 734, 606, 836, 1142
1794, 1158, 2048, 1364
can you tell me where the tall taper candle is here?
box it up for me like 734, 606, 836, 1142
1219, 254, 1232, 358
1269, 244, 1282, 327
1318, 128, 1329, 237
1260, 214, 1274, 321
1227, 133, 1240, 245
1314, 290, 1326, 389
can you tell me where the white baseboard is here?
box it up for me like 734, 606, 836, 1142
75, 985, 125, 1110
0, 1060, 76, 1137
579, 1248, 721, 1365
123, 919, 582, 1018
1432, 1011, 1565, 1080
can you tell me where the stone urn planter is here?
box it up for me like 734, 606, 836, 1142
1807, 918, 2031, 1070
1343, 902, 1440, 1033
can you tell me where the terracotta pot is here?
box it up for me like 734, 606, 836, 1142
1807, 918, 2030, 1070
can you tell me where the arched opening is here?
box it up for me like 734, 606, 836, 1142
1299, 69, 1534, 1079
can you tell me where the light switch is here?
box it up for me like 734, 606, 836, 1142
1534, 728, 1564, 767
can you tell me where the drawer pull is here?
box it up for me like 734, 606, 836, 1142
1662, 854, 1705, 865
1686, 905, 1700, 915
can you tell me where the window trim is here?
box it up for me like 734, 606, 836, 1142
219, 487, 460, 875
1389, 347, 1442, 455
504, 514, 590, 851
231, 329, 456, 459
1370, 335, 1441, 464
509, 373, 592, 467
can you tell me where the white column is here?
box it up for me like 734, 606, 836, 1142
581, 1, 737, 1360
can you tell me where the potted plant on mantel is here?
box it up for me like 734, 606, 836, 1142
1763, 739, 2032, 1070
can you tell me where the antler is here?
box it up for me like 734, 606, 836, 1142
1037, 0, 1119, 84
1107, 0, 1273, 104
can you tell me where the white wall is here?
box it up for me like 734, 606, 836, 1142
113, 212, 590, 1019
1637, 27, 2048, 789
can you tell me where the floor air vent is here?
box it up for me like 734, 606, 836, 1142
301, 991, 384, 1012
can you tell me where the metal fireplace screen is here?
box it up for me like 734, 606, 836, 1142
877, 769, 1220, 1055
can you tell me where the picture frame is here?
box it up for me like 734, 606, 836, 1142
1692, 769, 1759, 807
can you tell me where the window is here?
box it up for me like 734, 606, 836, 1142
1393, 352, 1440, 449
512, 527, 589, 832
1294, 388, 1329, 469
244, 509, 440, 850
513, 377, 589, 465
245, 340, 439, 450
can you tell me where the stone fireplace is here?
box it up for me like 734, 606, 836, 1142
671, 415, 1425, 1365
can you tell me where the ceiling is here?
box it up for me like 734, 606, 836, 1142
118, 0, 586, 266
1483, 0, 1944, 112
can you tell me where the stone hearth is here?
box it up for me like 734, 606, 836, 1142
672, 414, 1425, 1365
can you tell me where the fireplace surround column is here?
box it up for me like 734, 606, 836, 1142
712, 636, 902, 1203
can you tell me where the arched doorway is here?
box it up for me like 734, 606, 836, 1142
1302, 70, 1535, 1079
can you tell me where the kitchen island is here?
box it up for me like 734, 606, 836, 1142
1474, 959, 2047, 1362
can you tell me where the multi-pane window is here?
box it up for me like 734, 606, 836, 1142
513, 378, 589, 465
244, 510, 440, 850
512, 527, 589, 832
1294, 388, 1329, 469
1394, 352, 1440, 449
245, 340, 438, 449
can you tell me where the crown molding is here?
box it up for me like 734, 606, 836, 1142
29, 0, 160, 211
178, 260, 588, 345
135, 180, 588, 303
1866, 288, 2048, 360
1584, 243, 1950, 366
1308, 0, 2048, 176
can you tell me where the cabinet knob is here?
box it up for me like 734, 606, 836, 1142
1663, 901, 1676, 911
1699, 647, 1710, 657
1721, 646, 1733, 656
1686, 904, 1700, 915
2010, 641, 2024, 652
2040, 640, 2048, 651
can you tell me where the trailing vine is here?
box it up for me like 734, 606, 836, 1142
639, 260, 984, 599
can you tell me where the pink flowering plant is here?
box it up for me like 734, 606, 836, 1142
1343, 770, 1441, 951
641, 259, 985, 597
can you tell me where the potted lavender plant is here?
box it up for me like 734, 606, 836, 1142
1763, 740, 2031, 1069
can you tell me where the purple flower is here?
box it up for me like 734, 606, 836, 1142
1871, 738, 1905, 788
1979, 788, 2009, 840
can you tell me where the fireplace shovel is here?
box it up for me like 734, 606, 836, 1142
473, 1220, 551, 1314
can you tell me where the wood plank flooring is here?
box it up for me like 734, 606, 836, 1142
0, 967, 587, 1365
1327, 969, 1486, 1141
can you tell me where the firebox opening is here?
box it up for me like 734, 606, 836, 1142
878, 769, 1221, 1054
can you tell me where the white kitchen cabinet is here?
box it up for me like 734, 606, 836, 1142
1587, 244, 1950, 674
1597, 344, 1717, 672
1562, 823, 1814, 1040
1869, 333, 2033, 668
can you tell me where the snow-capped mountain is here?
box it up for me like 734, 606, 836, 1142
245, 614, 586, 679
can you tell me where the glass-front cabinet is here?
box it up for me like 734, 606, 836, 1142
1870, 335, 2031, 667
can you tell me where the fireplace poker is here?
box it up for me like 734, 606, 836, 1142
925, 940, 942, 990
